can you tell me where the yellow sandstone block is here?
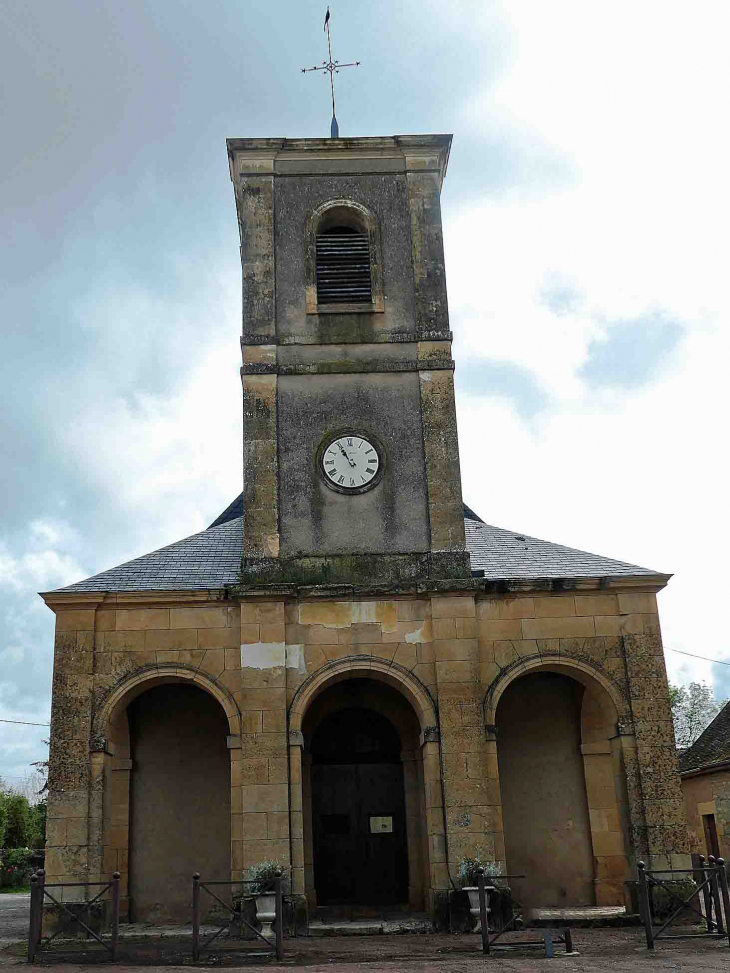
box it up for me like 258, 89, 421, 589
299, 601, 352, 628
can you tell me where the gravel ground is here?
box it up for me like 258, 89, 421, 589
0, 893, 29, 945
2, 926, 730, 971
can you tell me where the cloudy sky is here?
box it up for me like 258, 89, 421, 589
1, 0, 728, 786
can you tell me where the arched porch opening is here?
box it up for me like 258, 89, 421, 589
290, 663, 437, 914
491, 661, 631, 909
98, 669, 238, 922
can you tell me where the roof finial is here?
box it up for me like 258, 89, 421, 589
301, 6, 360, 138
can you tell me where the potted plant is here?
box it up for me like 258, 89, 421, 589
457, 855, 502, 933
246, 861, 287, 941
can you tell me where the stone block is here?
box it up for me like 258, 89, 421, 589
396, 599, 431, 621
456, 616, 477, 639
240, 664, 286, 688
521, 615, 596, 639
104, 630, 146, 651
240, 733, 287, 759
199, 648, 225, 677
417, 641, 435, 664
242, 711, 263, 733
575, 594, 619, 617
444, 777, 499, 807
435, 660, 478, 685
299, 601, 351, 627
440, 726, 485, 754
170, 606, 228, 629
241, 623, 261, 645
268, 812, 290, 839
268, 757, 288, 783
303, 644, 328, 672
532, 596, 577, 618
413, 662, 436, 687
239, 759, 268, 785
382, 620, 431, 643
263, 710, 286, 733
261, 622, 286, 643
479, 661, 500, 687
199, 627, 241, 649
595, 616, 622, 636
434, 638, 477, 662
56, 610, 97, 632
144, 628, 197, 650
431, 596, 475, 619
618, 592, 658, 615
590, 830, 626, 857
466, 752, 498, 780
479, 619, 521, 640
116, 609, 170, 631
240, 687, 286, 711
433, 617, 456, 640
240, 783, 289, 813
393, 643, 418, 670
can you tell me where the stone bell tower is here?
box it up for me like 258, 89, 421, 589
227, 135, 470, 586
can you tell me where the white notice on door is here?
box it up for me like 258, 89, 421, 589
369, 816, 393, 833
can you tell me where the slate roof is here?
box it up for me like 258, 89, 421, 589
465, 518, 661, 581
679, 705, 730, 775
54, 494, 662, 593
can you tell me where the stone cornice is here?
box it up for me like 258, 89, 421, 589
39, 589, 234, 612
231, 573, 671, 600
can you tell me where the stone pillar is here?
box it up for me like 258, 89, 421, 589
238, 598, 291, 874
401, 748, 426, 910
619, 592, 690, 871
431, 593, 497, 880
44, 602, 102, 895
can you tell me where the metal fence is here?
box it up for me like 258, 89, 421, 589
191, 871, 284, 962
637, 856, 730, 949
473, 869, 576, 958
27, 869, 120, 963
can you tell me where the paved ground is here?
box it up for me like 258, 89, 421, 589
0, 894, 29, 945
2, 926, 730, 971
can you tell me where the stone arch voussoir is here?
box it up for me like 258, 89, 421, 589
483, 652, 627, 728
93, 663, 241, 748
288, 655, 438, 736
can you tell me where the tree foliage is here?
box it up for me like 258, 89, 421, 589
669, 681, 726, 750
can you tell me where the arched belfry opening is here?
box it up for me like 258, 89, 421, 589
300, 678, 429, 912
494, 665, 631, 909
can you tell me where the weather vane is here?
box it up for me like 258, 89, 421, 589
301, 7, 360, 138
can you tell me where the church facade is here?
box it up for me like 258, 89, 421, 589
41, 134, 689, 925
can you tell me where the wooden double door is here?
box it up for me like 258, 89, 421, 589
311, 761, 408, 905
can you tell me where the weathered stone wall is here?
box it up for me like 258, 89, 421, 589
681, 769, 730, 861
43, 582, 688, 919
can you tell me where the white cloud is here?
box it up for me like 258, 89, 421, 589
447, 0, 730, 694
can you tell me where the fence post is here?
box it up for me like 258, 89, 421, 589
274, 869, 284, 961
716, 858, 730, 947
637, 862, 654, 949
27, 872, 39, 963
110, 871, 120, 961
708, 857, 725, 934
698, 855, 714, 931
476, 867, 489, 955
192, 873, 200, 962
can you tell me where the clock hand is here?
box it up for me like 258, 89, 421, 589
338, 443, 356, 467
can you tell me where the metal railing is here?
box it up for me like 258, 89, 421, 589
191, 872, 284, 962
637, 856, 730, 949
474, 869, 576, 957
27, 869, 120, 963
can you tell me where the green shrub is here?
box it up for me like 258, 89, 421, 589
456, 854, 503, 888
0, 848, 34, 889
245, 861, 288, 895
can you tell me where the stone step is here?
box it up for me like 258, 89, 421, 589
309, 917, 433, 936
528, 906, 641, 928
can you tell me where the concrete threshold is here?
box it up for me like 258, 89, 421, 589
309, 917, 433, 936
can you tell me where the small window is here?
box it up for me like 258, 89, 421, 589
315, 225, 372, 305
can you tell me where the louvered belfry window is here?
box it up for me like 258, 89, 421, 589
315, 225, 372, 305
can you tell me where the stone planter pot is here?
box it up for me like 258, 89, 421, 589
463, 886, 494, 933
254, 892, 277, 941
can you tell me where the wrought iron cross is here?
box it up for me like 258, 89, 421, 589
301, 7, 360, 138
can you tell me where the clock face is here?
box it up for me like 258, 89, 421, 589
321, 435, 380, 491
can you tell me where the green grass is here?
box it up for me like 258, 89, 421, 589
1, 885, 30, 894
